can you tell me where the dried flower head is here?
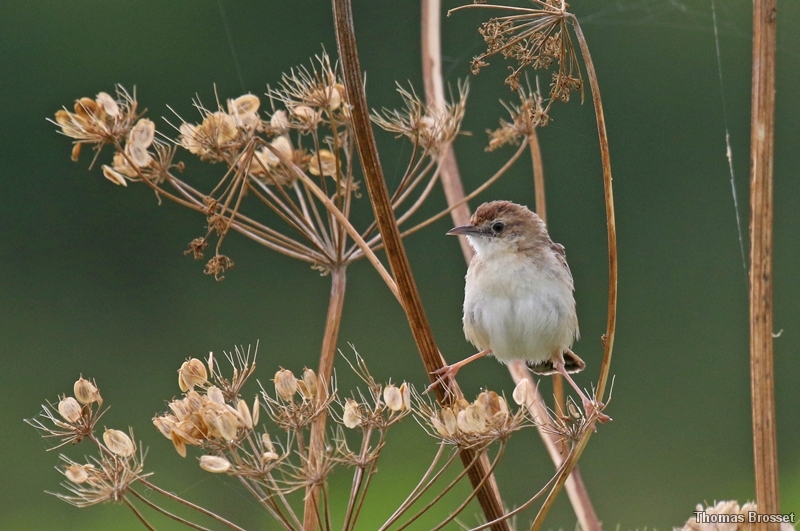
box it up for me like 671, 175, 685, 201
415, 387, 531, 448
51, 86, 141, 163
468, 2, 583, 98
27, 379, 109, 449
372, 81, 468, 156
53, 450, 149, 508
486, 81, 550, 151
269, 51, 349, 131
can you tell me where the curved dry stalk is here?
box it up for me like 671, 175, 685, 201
528, 14, 617, 531
138, 478, 248, 531
331, 2, 510, 529
127, 488, 216, 531
122, 496, 157, 531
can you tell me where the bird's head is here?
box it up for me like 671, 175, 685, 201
447, 200, 548, 258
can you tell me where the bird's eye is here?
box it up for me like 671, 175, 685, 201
491, 221, 505, 234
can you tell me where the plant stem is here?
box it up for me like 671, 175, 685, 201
749, 0, 780, 525
331, 2, 509, 529
304, 266, 347, 531
528, 130, 566, 422
571, 17, 617, 406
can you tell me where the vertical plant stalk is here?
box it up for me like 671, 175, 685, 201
749, 0, 780, 523
528, 132, 566, 418
528, 16, 618, 531
304, 266, 347, 531
332, 1, 510, 529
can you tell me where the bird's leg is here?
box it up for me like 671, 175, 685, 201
555, 361, 611, 426
425, 350, 491, 394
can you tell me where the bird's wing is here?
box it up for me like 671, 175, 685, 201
550, 242, 573, 281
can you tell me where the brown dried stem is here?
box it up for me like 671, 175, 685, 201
332, 0, 510, 529
304, 266, 347, 531
749, 0, 780, 525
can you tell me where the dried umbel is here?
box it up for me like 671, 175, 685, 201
466, 1, 583, 98
417, 388, 531, 449
55, 451, 149, 508
371, 81, 468, 157
26, 377, 109, 449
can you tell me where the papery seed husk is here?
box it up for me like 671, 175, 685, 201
343, 399, 361, 429
199, 455, 231, 473
229, 94, 260, 116
129, 119, 155, 148
236, 399, 253, 430
96, 92, 120, 117
384, 384, 403, 412
153, 415, 176, 439
270, 110, 288, 130
103, 429, 136, 457
465, 404, 487, 433
274, 369, 298, 401
302, 368, 318, 399
251, 396, 260, 426
512, 378, 533, 406
456, 409, 473, 434
73, 377, 99, 405
261, 432, 275, 453
430, 415, 448, 437
65, 464, 90, 484
125, 142, 151, 168
102, 165, 129, 187
399, 382, 410, 411
58, 396, 82, 423
206, 386, 225, 405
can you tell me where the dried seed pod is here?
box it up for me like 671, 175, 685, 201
178, 358, 208, 392
103, 429, 135, 457
73, 377, 100, 405
512, 378, 534, 406
58, 396, 82, 424
101, 165, 128, 186
95, 92, 120, 117
384, 384, 404, 412
343, 399, 361, 429
199, 455, 231, 473
274, 369, 298, 400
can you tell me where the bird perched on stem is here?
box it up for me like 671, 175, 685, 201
434, 200, 608, 423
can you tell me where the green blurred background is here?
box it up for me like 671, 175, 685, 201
2, 0, 799, 529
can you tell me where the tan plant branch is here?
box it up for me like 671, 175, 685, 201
331, 1, 510, 529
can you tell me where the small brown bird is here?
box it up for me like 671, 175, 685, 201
435, 200, 606, 419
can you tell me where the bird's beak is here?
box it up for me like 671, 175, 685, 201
447, 224, 481, 236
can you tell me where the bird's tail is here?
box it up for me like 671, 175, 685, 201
527, 349, 585, 375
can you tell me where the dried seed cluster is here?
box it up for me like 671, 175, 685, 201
470, 2, 583, 102
418, 386, 532, 449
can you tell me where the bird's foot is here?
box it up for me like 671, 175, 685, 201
424, 364, 460, 394
581, 397, 611, 430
